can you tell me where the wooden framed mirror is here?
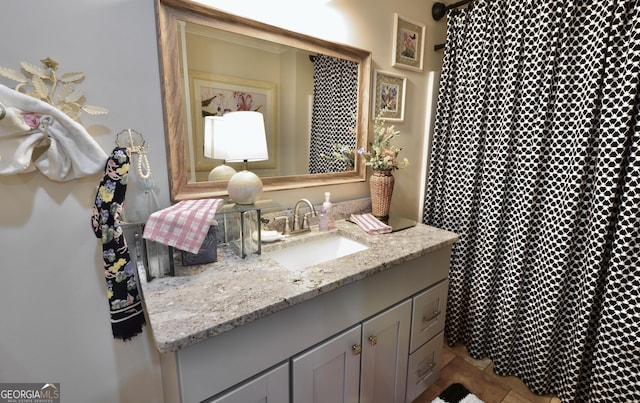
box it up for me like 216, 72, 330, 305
156, 0, 371, 200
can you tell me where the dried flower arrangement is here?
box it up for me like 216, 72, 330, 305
322, 111, 409, 172
360, 112, 409, 171
0, 57, 108, 121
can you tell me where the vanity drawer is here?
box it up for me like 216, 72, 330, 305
406, 331, 444, 402
410, 279, 448, 353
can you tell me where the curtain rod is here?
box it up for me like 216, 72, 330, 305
432, 0, 473, 20
432, 0, 473, 51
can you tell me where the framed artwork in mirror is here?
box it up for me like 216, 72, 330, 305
392, 13, 425, 72
373, 70, 406, 122
190, 71, 277, 175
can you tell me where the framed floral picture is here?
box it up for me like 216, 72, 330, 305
372, 70, 406, 122
189, 71, 277, 175
392, 13, 426, 72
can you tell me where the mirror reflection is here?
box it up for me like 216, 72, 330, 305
180, 21, 360, 182
156, 0, 371, 201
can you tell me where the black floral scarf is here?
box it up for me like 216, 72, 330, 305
91, 147, 145, 340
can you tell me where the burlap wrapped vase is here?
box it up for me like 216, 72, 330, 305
370, 169, 394, 219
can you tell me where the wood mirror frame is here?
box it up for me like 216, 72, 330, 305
156, 0, 372, 201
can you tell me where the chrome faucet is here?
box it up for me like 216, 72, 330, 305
292, 199, 317, 233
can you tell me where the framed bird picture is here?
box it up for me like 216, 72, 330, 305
372, 70, 406, 122
392, 13, 426, 72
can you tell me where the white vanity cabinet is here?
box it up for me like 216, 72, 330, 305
360, 300, 411, 403
207, 362, 289, 403
292, 326, 361, 402
158, 245, 453, 403
406, 280, 449, 401
292, 300, 412, 403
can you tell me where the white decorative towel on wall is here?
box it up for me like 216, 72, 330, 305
0, 84, 107, 181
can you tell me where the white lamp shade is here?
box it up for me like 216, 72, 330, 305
203, 116, 230, 160
222, 111, 269, 162
204, 116, 237, 181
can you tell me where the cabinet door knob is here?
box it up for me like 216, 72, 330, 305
352, 344, 362, 356
368, 335, 378, 346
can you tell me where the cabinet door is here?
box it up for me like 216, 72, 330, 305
360, 300, 411, 403
209, 362, 289, 403
292, 325, 361, 403
410, 280, 448, 353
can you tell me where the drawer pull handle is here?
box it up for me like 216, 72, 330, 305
416, 361, 436, 384
352, 344, 361, 356
368, 335, 378, 346
422, 310, 441, 324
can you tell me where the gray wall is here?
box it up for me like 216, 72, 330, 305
0, 1, 166, 402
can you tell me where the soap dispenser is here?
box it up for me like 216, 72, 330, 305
322, 192, 336, 230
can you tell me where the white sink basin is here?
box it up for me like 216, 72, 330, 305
268, 234, 369, 270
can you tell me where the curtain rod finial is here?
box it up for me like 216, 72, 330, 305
432, 2, 447, 21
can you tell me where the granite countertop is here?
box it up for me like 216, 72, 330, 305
141, 220, 459, 353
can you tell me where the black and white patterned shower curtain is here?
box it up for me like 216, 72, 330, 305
423, 1, 639, 401
309, 54, 358, 173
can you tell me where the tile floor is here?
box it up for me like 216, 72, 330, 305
413, 343, 562, 403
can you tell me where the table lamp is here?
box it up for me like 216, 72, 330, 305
223, 111, 269, 204
204, 116, 237, 181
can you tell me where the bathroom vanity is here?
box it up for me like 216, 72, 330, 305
140, 220, 458, 403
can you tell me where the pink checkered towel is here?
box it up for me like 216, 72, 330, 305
143, 199, 223, 254
350, 213, 392, 235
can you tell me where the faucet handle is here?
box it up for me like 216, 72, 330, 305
275, 216, 290, 236
302, 212, 312, 230
293, 214, 300, 231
